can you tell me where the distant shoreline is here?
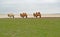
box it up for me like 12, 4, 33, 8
0, 14, 60, 18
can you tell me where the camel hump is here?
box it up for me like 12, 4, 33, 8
38, 12, 40, 14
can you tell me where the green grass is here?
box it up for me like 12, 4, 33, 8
0, 18, 60, 37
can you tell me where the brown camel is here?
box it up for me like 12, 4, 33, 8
8, 13, 14, 18
33, 12, 41, 18
20, 13, 27, 18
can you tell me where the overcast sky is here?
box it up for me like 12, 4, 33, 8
0, 0, 60, 14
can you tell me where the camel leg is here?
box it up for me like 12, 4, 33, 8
26, 16, 27, 18
22, 16, 24, 18
13, 16, 14, 19
36, 16, 37, 18
34, 16, 35, 18
39, 15, 41, 18
10, 16, 11, 18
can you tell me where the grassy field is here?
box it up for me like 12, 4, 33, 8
0, 18, 60, 37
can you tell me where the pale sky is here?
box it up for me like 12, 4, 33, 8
0, 0, 60, 14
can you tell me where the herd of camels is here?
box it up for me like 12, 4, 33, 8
8, 12, 41, 18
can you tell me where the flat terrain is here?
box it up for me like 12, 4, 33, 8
0, 14, 60, 18
0, 18, 60, 37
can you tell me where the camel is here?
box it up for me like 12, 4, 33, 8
20, 13, 27, 18
33, 12, 41, 18
8, 13, 14, 18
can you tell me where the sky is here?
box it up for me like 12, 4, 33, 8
0, 0, 60, 14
